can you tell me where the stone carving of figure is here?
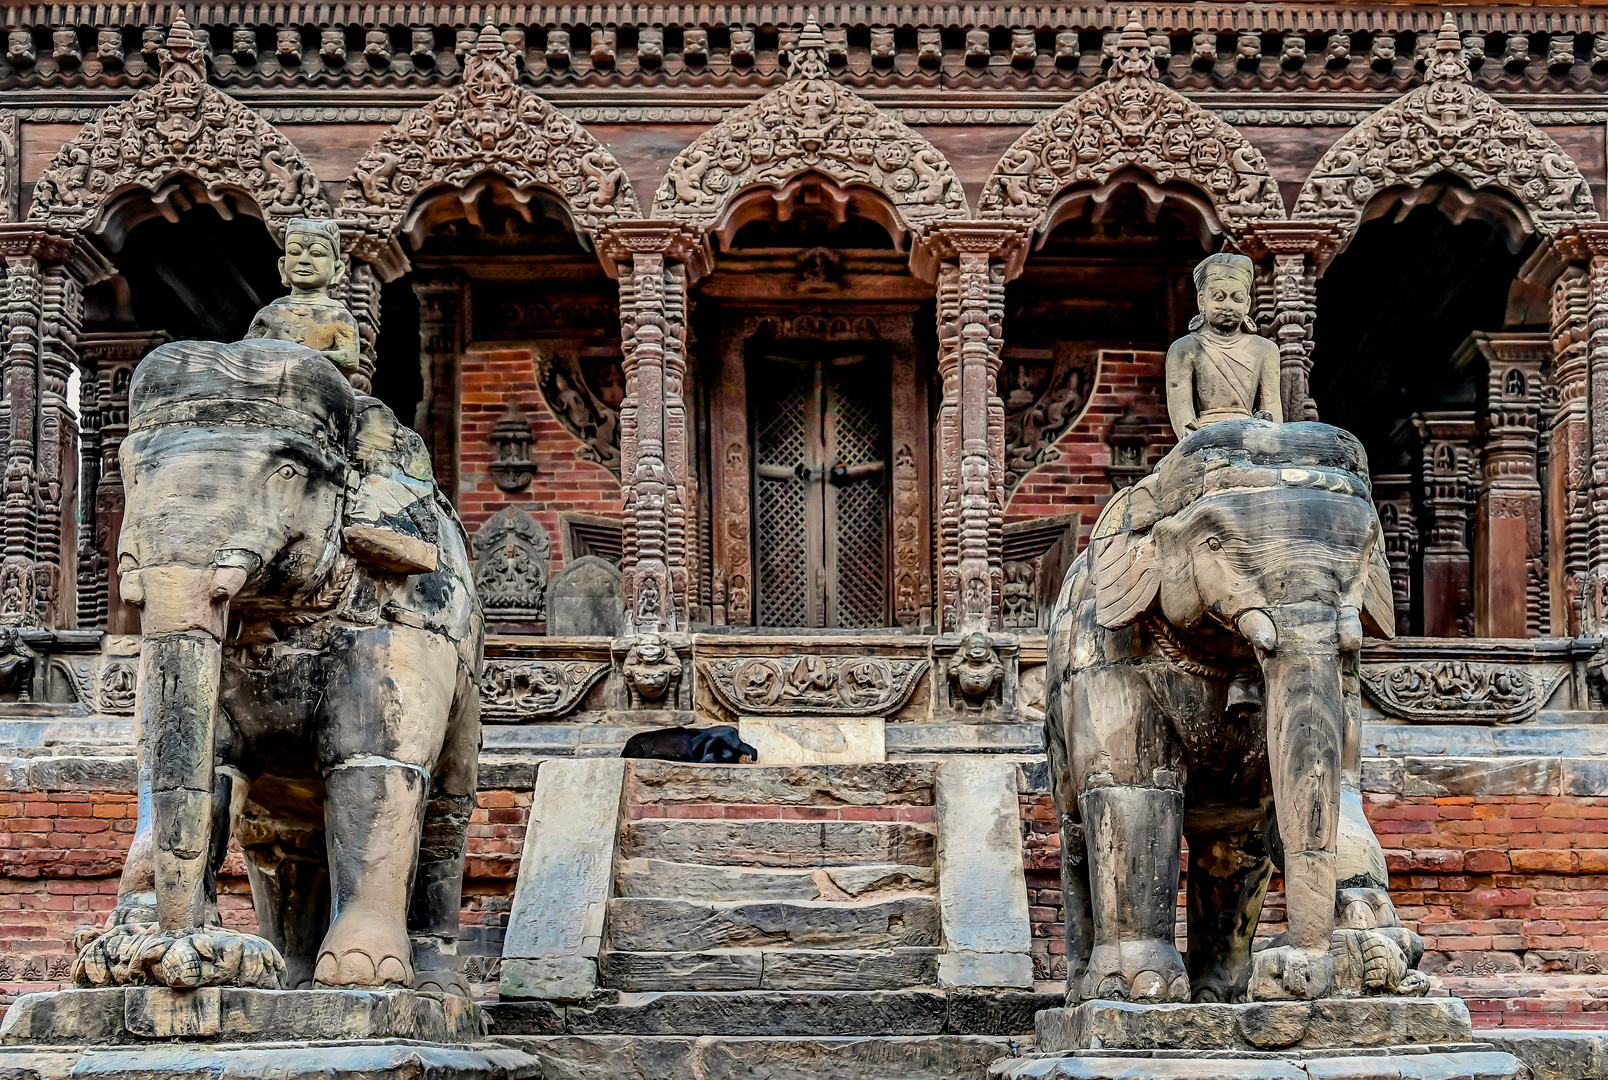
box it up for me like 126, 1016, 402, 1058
950, 632, 1004, 711
623, 634, 681, 709
246, 218, 361, 379
1164, 253, 1282, 440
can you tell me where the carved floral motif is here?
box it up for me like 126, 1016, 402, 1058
479, 659, 609, 720
1359, 660, 1567, 724
978, 17, 1282, 233
339, 23, 640, 241
1295, 16, 1595, 236
702, 655, 928, 716
651, 20, 968, 227
29, 17, 330, 236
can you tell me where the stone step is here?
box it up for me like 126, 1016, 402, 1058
599, 948, 940, 991
615, 857, 936, 901
494, 1033, 1022, 1080
606, 896, 939, 952
621, 819, 936, 868
627, 761, 937, 808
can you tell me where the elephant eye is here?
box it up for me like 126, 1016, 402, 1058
276, 464, 302, 481
1206, 537, 1223, 551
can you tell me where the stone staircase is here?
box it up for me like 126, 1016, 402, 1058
488, 760, 1053, 1079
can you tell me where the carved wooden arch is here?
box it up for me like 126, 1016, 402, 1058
27, 16, 329, 242
1294, 17, 1596, 249
652, 21, 969, 237
978, 17, 1283, 240
339, 23, 641, 248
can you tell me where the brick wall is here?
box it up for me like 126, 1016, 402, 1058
1003, 349, 1174, 542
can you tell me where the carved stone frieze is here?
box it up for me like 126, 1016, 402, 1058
1295, 16, 1595, 239
99, 660, 136, 713
472, 507, 552, 623
28, 16, 330, 237
1360, 660, 1567, 724
978, 17, 1283, 235
701, 655, 928, 717
1002, 344, 1097, 495
537, 349, 622, 476
479, 658, 609, 720
339, 22, 640, 243
651, 19, 968, 229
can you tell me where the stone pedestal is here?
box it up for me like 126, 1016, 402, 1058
0, 986, 534, 1080
993, 999, 1519, 1080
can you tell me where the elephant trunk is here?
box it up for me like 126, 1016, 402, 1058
1254, 602, 1344, 954
125, 565, 246, 932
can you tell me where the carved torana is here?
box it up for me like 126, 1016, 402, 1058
701, 654, 928, 717
480, 658, 609, 720
472, 507, 553, 624
1360, 660, 1567, 725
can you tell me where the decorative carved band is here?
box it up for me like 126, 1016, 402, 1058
700, 655, 928, 717
480, 659, 610, 720
1360, 660, 1567, 725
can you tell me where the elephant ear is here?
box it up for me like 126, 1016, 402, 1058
1359, 538, 1396, 639
1091, 485, 1161, 629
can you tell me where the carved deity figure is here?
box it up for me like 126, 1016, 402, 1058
1164, 253, 1282, 440
950, 632, 1005, 711
246, 218, 361, 379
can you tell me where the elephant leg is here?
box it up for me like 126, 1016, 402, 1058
1078, 784, 1189, 1003
201, 765, 248, 927
1185, 830, 1272, 1003
1061, 816, 1094, 996
409, 668, 480, 998
241, 819, 331, 990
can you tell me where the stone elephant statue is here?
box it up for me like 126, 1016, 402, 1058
77, 338, 483, 994
1045, 418, 1426, 1005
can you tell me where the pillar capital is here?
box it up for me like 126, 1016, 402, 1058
911, 220, 1033, 282
1236, 220, 1345, 267
596, 220, 709, 281
337, 222, 411, 282
1550, 222, 1608, 265
0, 223, 112, 284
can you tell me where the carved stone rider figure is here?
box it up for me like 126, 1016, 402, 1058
1164, 252, 1282, 440
246, 218, 362, 380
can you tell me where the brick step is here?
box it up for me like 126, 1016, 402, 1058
627, 761, 936, 809
615, 857, 936, 902
491, 1033, 1022, 1080
487, 989, 1061, 1038
606, 896, 939, 952
621, 819, 937, 868
598, 947, 940, 991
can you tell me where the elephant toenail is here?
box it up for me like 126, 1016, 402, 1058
1096, 975, 1127, 1000
1169, 975, 1191, 1002
1131, 971, 1165, 1000
377, 957, 409, 984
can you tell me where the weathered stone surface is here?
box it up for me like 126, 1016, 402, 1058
1486, 1032, 1608, 1080
501, 758, 626, 1000
63, 1044, 538, 1080
495, 1035, 696, 1080
628, 761, 936, 806
501, 957, 599, 1001
1401, 756, 1562, 797
546, 556, 624, 637
759, 948, 939, 990
600, 951, 764, 991
622, 820, 936, 867
564, 990, 949, 1036
606, 896, 939, 951
615, 858, 935, 901
125, 987, 220, 1038
0, 988, 129, 1045
23, 755, 138, 792
483, 999, 567, 1036
1035, 998, 1474, 1054
947, 990, 1065, 1035
992, 1050, 1518, 1080
935, 759, 1033, 987
737, 717, 886, 764
0, 1048, 79, 1080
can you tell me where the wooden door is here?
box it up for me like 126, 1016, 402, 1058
752, 353, 889, 627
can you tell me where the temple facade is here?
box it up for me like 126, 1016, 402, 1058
6, 0, 1608, 1026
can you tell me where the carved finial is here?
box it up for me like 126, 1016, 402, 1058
1428, 12, 1469, 82
159, 12, 207, 81
788, 17, 832, 79
166, 12, 195, 57
1111, 10, 1159, 77
477, 21, 504, 54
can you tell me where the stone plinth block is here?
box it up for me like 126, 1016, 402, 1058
934, 758, 1033, 987
0, 1042, 536, 1080
1035, 998, 1473, 1054
738, 717, 887, 764
0, 986, 484, 1046
992, 1049, 1518, 1080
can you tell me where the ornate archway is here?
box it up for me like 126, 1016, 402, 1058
339, 23, 641, 247
652, 21, 970, 236
978, 17, 1284, 240
1294, 16, 1595, 245
28, 15, 329, 241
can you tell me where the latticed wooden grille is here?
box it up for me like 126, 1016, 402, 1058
754, 360, 812, 627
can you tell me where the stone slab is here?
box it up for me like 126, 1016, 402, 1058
1036, 999, 1474, 1054
1485, 1031, 1608, 1080
500, 957, 600, 1001
738, 717, 887, 765
606, 895, 939, 951
59, 1044, 537, 1080
947, 990, 1066, 1036
992, 1049, 1517, 1080
622, 819, 936, 867
760, 947, 940, 990
601, 950, 764, 991
563, 989, 950, 1036
0, 987, 483, 1046
935, 758, 1033, 987
627, 760, 936, 806
546, 556, 624, 637
614, 857, 935, 901
500, 757, 626, 1001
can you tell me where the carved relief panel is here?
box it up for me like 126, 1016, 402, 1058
473, 507, 552, 624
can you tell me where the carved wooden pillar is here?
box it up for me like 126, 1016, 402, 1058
1372, 474, 1417, 635
916, 224, 1029, 633
1461, 332, 1547, 638
339, 231, 408, 399
0, 224, 109, 629
1242, 222, 1342, 424
412, 273, 467, 501
77, 331, 167, 634
600, 223, 706, 635
1412, 412, 1478, 638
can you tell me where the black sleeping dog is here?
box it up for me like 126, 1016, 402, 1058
621, 725, 759, 764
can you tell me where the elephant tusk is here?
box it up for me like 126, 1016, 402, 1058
1237, 609, 1278, 653
1338, 608, 1364, 653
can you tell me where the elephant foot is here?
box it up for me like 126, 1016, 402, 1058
415, 967, 471, 999
1332, 928, 1431, 997
73, 923, 286, 989
1248, 945, 1335, 1001
1079, 940, 1190, 1003
314, 911, 414, 988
